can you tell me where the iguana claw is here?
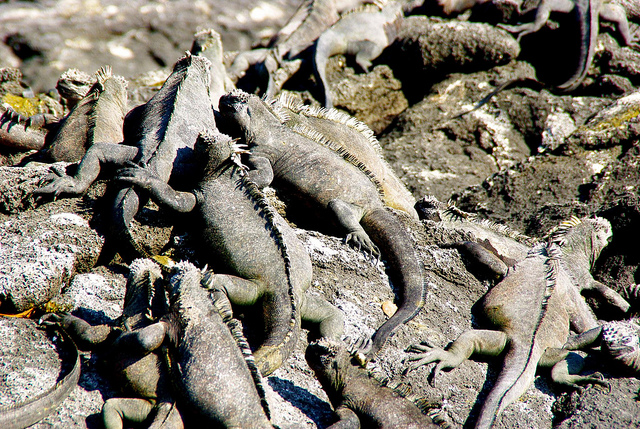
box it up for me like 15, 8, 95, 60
345, 231, 380, 258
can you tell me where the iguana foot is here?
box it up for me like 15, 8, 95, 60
114, 163, 158, 190
345, 230, 380, 258
35, 167, 84, 199
623, 284, 640, 311
558, 372, 610, 393
346, 335, 373, 366
404, 342, 464, 386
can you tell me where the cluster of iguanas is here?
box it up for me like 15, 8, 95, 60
1, 0, 639, 427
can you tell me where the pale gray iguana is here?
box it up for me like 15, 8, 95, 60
406, 216, 630, 429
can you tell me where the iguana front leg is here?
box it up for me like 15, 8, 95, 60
245, 154, 275, 188
405, 330, 508, 385
35, 142, 138, 197
600, 3, 640, 51
328, 199, 379, 256
583, 280, 631, 313
497, 0, 574, 41
328, 405, 361, 429
115, 165, 197, 213
39, 313, 114, 348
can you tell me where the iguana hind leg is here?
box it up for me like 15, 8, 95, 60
300, 292, 344, 340
497, 0, 574, 41
548, 350, 609, 391
406, 330, 507, 385
327, 199, 378, 256
102, 397, 155, 429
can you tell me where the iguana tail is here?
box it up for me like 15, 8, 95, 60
474, 342, 545, 429
313, 32, 343, 108
361, 208, 426, 361
0, 326, 81, 429
110, 186, 151, 261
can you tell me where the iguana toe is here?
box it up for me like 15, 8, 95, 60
345, 231, 380, 257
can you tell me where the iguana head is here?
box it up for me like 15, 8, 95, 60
93, 66, 128, 111
305, 338, 354, 393
194, 129, 248, 177
547, 216, 612, 267
601, 319, 640, 374
57, 68, 93, 106
171, 51, 212, 96
121, 258, 166, 328
219, 89, 281, 143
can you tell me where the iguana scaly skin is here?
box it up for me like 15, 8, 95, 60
407, 217, 630, 429
0, 68, 97, 155
564, 318, 640, 375
306, 338, 439, 429
219, 90, 425, 363
36, 53, 217, 260
418, 195, 535, 279
190, 28, 235, 108
116, 129, 343, 376
39, 66, 128, 162
313, 0, 403, 107
499, 0, 640, 91
273, 93, 418, 219
40, 258, 183, 429
155, 261, 273, 427
0, 322, 81, 429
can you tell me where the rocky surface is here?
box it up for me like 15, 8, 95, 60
1, 0, 639, 428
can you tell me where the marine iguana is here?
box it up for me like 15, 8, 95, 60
306, 338, 440, 429
563, 318, 640, 375
498, 0, 640, 91
0, 320, 81, 429
35, 52, 217, 259
38, 66, 129, 162
406, 216, 630, 429
40, 258, 183, 429
219, 90, 425, 363
226, 0, 354, 95
313, 0, 403, 107
149, 261, 273, 427
115, 129, 343, 376
273, 93, 418, 219
417, 195, 535, 279
0, 68, 97, 155
190, 28, 235, 108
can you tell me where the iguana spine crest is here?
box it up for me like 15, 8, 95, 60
491, 243, 560, 422
288, 121, 386, 199
442, 201, 538, 246
239, 173, 299, 370
206, 279, 272, 420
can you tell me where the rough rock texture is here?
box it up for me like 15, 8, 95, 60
0, 0, 303, 92
1, 1, 640, 428
0, 165, 104, 312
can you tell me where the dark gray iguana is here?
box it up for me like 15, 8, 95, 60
273, 93, 418, 219
406, 216, 631, 429
40, 258, 183, 429
35, 53, 217, 260
306, 338, 440, 429
219, 89, 425, 363
0, 320, 81, 429
149, 260, 273, 427
313, 0, 404, 107
115, 129, 344, 376
498, 0, 640, 91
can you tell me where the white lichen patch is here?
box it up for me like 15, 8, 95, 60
541, 111, 576, 152
50, 213, 89, 227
